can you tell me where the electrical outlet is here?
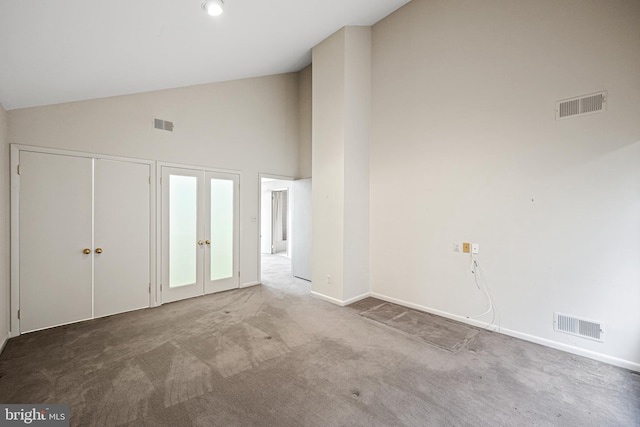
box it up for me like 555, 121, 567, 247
327, 275, 332, 284
462, 243, 471, 253
472, 243, 479, 254
453, 243, 461, 252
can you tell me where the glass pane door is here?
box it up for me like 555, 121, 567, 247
169, 175, 198, 287
205, 172, 239, 294
161, 167, 204, 303
210, 178, 234, 281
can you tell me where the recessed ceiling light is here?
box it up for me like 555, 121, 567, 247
202, 0, 224, 16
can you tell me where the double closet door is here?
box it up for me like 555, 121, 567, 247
18, 150, 151, 333
161, 167, 239, 303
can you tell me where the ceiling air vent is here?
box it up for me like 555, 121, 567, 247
154, 118, 174, 132
554, 312, 604, 342
556, 91, 607, 120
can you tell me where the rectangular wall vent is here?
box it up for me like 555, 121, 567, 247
554, 312, 604, 342
153, 118, 174, 132
556, 91, 607, 120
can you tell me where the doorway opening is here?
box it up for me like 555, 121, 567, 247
259, 176, 294, 284
259, 175, 312, 287
260, 177, 293, 253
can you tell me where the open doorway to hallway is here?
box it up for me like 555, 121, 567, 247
260, 177, 294, 284
261, 177, 293, 257
259, 176, 312, 286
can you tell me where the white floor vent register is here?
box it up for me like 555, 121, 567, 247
554, 312, 604, 342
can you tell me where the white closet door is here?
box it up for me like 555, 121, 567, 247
19, 151, 93, 332
161, 167, 205, 303
204, 171, 239, 294
94, 159, 151, 317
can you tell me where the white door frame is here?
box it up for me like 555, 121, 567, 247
10, 144, 156, 337
257, 173, 295, 285
156, 162, 242, 304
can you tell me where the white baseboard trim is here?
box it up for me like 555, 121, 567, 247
310, 291, 345, 306
369, 292, 640, 373
343, 292, 371, 306
0, 332, 9, 356
240, 281, 261, 289
310, 291, 370, 307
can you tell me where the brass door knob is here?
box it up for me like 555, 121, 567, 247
95, 248, 103, 254
205, 240, 211, 245
198, 240, 204, 246
83, 248, 91, 255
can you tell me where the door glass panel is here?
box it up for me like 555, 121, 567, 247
210, 179, 234, 281
170, 175, 198, 287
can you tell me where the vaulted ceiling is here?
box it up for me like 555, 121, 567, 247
0, 0, 411, 110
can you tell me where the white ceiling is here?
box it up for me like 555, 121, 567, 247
0, 0, 410, 110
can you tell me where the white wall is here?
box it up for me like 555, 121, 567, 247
8, 73, 300, 288
298, 65, 312, 179
261, 179, 294, 255
312, 27, 371, 304
370, 0, 640, 368
0, 103, 9, 350
343, 27, 371, 302
312, 29, 346, 301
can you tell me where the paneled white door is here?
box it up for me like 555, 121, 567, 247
19, 151, 93, 332
94, 159, 151, 317
17, 149, 152, 333
161, 167, 239, 303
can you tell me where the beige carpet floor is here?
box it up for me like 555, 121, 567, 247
0, 254, 638, 426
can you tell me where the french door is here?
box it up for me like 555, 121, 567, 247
161, 166, 239, 303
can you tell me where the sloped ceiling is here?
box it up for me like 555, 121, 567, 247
0, 0, 410, 110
